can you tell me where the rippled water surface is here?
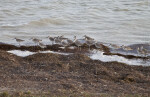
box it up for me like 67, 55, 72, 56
0, 0, 150, 45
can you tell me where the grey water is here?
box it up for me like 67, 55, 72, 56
0, 0, 150, 45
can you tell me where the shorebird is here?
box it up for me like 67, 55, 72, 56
66, 36, 75, 46
31, 38, 42, 45
14, 38, 24, 46
54, 36, 61, 44
85, 38, 95, 50
137, 47, 142, 56
140, 46, 149, 57
83, 35, 94, 40
38, 42, 46, 49
59, 35, 65, 39
95, 41, 103, 49
59, 35, 68, 40
61, 39, 68, 51
74, 36, 85, 51
47, 36, 55, 45
54, 35, 68, 45
109, 44, 121, 49
67, 39, 74, 45
121, 45, 133, 51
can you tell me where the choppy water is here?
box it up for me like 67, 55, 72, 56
0, 0, 150, 45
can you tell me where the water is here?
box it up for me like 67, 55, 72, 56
0, 0, 150, 45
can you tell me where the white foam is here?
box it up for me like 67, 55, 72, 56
7, 50, 35, 57
40, 51, 72, 55
59, 47, 65, 49
68, 46, 76, 49
7, 50, 71, 57
90, 50, 150, 66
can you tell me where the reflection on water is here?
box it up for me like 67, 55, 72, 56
0, 0, 150, 45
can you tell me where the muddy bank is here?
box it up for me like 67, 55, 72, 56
0, 45, 150, 96
0, 43, 150, 60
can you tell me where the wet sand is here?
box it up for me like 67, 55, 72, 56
0, 43, 150, 96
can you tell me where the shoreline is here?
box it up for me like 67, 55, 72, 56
0, 42, 149, 60
0, 43, 150, 96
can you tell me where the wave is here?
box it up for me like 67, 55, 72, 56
25, 18, 68, 26
0, 18, 69, 28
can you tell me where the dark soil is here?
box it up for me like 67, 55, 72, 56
0, 43, 150, 97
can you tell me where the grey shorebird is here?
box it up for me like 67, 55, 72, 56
137, 47, 143, 56
67, 39, 74, 45
14, 38, 24, 46
121, 45, 133, 51
61, 39, 68, 51
85, 37, 95, 50
66, 36, 75, 46
59, 35, 68, 40
109, 44, 121, 49
39, 42, 46, 49
31, 37, 42, 45
95, 41, 103, 49
59, 35, 65, 39
54, 36, 61, 44
108, 43, 121, 53
54, 35, 68, 45
74, 36, 85, 51
140, 46, 149, 57
47, 36, 55, 45
83, 35, 94, 40
137, 46, 150, 57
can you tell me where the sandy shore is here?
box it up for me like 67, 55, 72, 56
0, 43, 150, 96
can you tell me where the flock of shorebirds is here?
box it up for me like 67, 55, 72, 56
14, 35, 150, 57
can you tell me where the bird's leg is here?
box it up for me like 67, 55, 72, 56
34, 43, 36, 50
37, 42, 40, 51
143, 53, 147, 63
144, 53, 148, 62
137, 52, 139, 57
51, 41, 53, 45
64, 46, 66, 52
37, 42, 39, 46
35, 43, 37, 51
89, 45, 90, 50
19, 42, 20, 47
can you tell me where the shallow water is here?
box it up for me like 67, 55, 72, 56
0, 0, 150, 45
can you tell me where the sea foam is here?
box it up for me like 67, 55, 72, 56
90, 50, 150, 66
7, 50, 71, 57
